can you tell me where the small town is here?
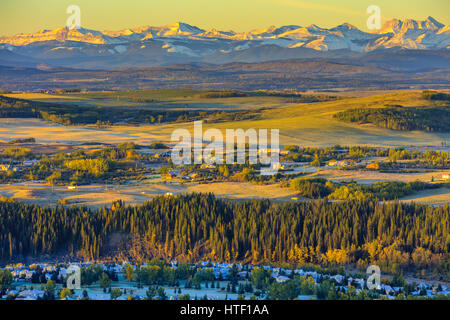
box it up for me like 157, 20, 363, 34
0, 261, 449, 300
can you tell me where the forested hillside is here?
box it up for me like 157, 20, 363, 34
0, 194, 448, 274
333, 106, 450, 132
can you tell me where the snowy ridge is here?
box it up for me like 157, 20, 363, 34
0, 17, 448, 69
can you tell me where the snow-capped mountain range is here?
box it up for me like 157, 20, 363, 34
0, 17, 448, 69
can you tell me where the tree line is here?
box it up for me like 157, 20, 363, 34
333, 106, 450, 132
0, 194, 448, 274
290, 177, 443, 201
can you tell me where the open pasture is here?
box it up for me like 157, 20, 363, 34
0, 91, 448, 147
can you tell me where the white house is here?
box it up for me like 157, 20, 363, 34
22, 160, 39, 167
275, 275, 290, 283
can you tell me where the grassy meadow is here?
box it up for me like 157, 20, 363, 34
2, 90, 449, 147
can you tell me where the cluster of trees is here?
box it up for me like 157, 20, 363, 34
27, 143, 146, 185
64, 159, 110, 178
290, 177, 333, 198
1, 147, 34, 160
91, 142, 140, 161
282, 145, 387, 165
194, 91, 249, 99
29, 152, 114, 185
328, 180, 435, 201
0, 194, 447, 274
267, 276, 317, 299
0, 268, 13, 289
0, 95, 37, 118
290, 178, 436, 201
148, 142, 169, 149
0, 141, 166, 185
253, 91, 339, 102
348, 146, 387, 159
203, 110, 261, 123
283, 145, 344, 163
334, 106, 450, 132
130, 98, 158, 103
8, 137, 35, 144
385, 148, 449, 167
422, 90, 450, 101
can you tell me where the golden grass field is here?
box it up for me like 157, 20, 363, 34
0, 181, 298, 208
2, 90, 449, 147
315, 168, 450, 184
1, 179, 447, 208
399, 187, 450, 206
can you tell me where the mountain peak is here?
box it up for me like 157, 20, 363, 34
341, 23, 357, 29
168, 21, 187, 28
380, 16, 445, 34
166, 22, 203, 32
249, 25, 279, 36
307, 24, 322, 30
379, 18, 403, 34
425, 16, 444, 29
333, 23, 359, 32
